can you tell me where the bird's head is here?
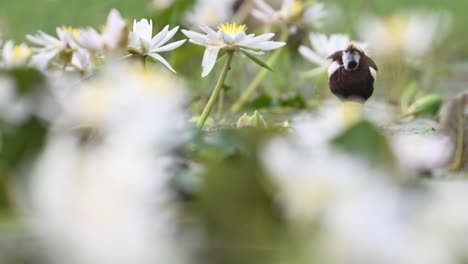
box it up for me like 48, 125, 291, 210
342, 42, 365, 71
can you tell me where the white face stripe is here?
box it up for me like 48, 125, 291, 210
342, 50, 361, 70
369, 67, 377, 80
328, 61, 341, 78
342, 51, 351, 70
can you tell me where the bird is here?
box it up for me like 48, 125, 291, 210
327, 42, 378, 124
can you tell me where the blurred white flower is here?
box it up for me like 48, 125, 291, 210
298, 33, 368, 77
30, 62, 189, 264
262, 140, 388, 221
261, 102, 393, 222
0, 40, 32, 68
262, 105, 464, 264
182, 22, 285, 77
323, 185, 458, 264
78, 9, 128, 53
27, 26, 81, 69
416, 182, 468, 261
357, 11, 452, 59
185, 0, 236, 28
391, 134, 454, 172
0, 75, 33, 124
252, 0, 326, 27
56, 62, 187, 147
128, 19, 186, 72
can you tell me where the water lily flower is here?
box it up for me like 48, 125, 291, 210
128, 19, 186, 72
1, 40, 32, 68
78, 9, 128, 53
252, 0, 326, 28
27, 26, 81, 69
182, 22, 285, 77
298, 33, 368, 77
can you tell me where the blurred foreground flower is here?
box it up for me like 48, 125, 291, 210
0, 75, 34, 124
298, 33, 367, 77
357, 11, 452, 59
261, 107, 468, 263
252, 0, 326, 29
391, 134, 453, 173
29, 62, 189, 264
128, 19, 186, 72
0, 40, 32, 68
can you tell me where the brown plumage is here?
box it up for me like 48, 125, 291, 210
328, 43, 378, 103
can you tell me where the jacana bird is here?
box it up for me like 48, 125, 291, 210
327, 42, 378, 123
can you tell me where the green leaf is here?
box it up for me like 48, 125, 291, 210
241, 51, 273, 71
332, 121, 395, 168
248, 93, 273, 109
279, 94, 306, 109
405, 94, 444, 118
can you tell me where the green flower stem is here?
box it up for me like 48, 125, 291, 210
230, 30, 289, 113
197, 51, 234, 129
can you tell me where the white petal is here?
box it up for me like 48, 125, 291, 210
150, 25, 169, 47
303, 66, 328, 78
251, 10, 271, 23
199, 25, 219, 40
182, 30, 208, 45
156, 26, 180, 48
147, 52, 176, 73
281, 0, 295, 16
245, 41, 285, 51
298, 45, 327, 66
254, 0, 276, 15
133, 19, 153, 42
232, 32, 247, 43
151, 39, 186, 53
201, 46, 221, 77
237, 33, 274, 46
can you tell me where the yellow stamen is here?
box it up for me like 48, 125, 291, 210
292, 0, 303, 15
62, 25, 82, 37
12, 46, 32, 62
100, 24, 108, 33
219, 22, 247, 35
